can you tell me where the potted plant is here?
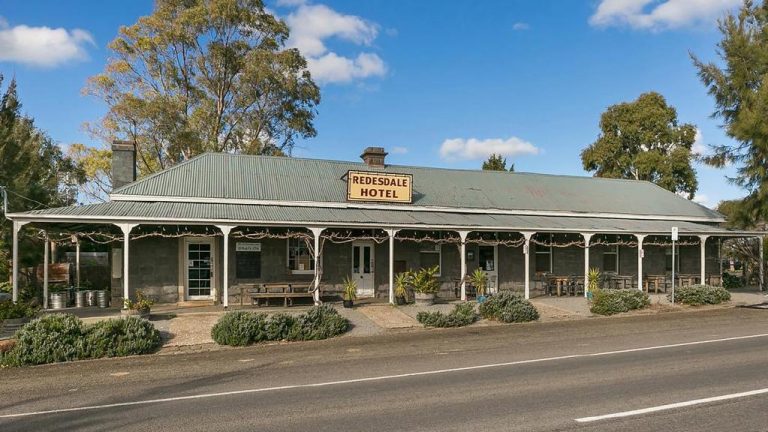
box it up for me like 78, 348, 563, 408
0, 300, 38, 336
468, 268, 488, 303
587, 268, 600, 300
410, 266, 440, 306
342, 276, 357, 308
122, 290, 154, 318
394, 272, 410, 305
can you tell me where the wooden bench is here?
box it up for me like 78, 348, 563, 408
243, 283, 313, 307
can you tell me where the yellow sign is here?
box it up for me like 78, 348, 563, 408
347, 170, 413, 203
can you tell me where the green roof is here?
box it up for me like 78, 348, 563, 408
12, 201, 745, 235
111, 153, 723, 221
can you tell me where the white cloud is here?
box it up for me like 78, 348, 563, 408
391, 146, 408, 154
692, 128, 707, 155
0, 18, 94, 67
276, 0, 307, 6
692, 193, 710, 206
512, 22, 530, 31
439, 137, 541, 161
284, 3, 386, 84
589, 0, 740, 30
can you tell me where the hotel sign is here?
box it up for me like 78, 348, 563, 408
347, 170, 413, 203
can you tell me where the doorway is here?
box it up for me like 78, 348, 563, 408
185, 238, 215, 300
352, 241, 375, 297
477, 245, 498, 294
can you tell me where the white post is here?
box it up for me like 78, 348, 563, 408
699, 235, 709, 286
636, 234, 645, 292
522, 232, 535, 300
43, 232, 49, 309
116, 224, 137, 308
217, 225, 234, 308
74, 235, 81, 287
582, 233, 592, 298
757, 236, 765, 291
309, 227, 326, 305
11, 220, 28, 303
459, 230, 469, 301
386, 229, 399, 304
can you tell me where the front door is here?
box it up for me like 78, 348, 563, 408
186, 239, 215, 300
352, 241, 375, 297
477, 245, 498, 294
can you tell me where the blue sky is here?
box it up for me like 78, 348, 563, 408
0, 0, 747, 208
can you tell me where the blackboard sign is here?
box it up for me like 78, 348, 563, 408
236, 250, 261, 279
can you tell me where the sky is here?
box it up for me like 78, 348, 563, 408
0, 0, 749, 208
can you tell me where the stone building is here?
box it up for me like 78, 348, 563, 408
7, 144, 764, 307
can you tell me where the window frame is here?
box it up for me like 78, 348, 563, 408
602, 244, 619, 273
419, 244, 442, 277
287, 238, 315, 275
534, 235, 553, 273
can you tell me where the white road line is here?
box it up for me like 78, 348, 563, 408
2, 332, 768, 420
575, 388, 768, 423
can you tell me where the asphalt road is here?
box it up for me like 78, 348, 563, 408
1, 307, 768, 431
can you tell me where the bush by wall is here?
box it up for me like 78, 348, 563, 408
417, 302, 478, 328
479, 292, 539, 323
668, 285, 731, 306
722, 272, 744, 290
1, 314, 163, 367
590, 289, 650, 315
212, 305, 349, 346
83, 316, 161, 358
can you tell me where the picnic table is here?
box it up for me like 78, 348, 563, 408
240, 282, 314, 307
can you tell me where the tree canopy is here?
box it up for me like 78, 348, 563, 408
85, 0, 320, 177
581, 92, 698, 199
692, 0, 768, 227
482, 154, 515, 171
0, 76, 82, 281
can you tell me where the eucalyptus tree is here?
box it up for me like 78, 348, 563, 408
86, 0, 321, 175
581, 92, 698, 199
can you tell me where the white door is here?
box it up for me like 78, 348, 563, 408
477, 245, 498, 294
186, 239, 215, 300
352, 241, 375, 297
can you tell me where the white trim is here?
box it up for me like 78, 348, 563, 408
6, 212, 759, 236
603, 244, 619, 273
109, 193, 725, 223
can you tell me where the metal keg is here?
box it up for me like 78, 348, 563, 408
49, 292, 67, 309
96, 290, 109, 308
75, 290, 86, 308
86, 290, 97, 307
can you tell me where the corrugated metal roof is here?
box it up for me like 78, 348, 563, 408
13, 201, 749, 235
111, 153, 723, 221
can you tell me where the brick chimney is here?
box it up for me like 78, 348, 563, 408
111, 140, 137, 190
360, 147, 387, 167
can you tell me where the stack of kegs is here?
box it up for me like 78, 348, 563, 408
96, 290, 109, 308
75, 290, 87, 308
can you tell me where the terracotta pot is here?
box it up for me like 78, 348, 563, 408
342, 300, 354, 308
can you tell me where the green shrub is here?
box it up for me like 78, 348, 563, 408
669, 285, 731, 306
84, 317, 161, 358
722, 272, 744, 290
0, 301, 38, 320
265, 313, 297, 341
288, 305, 348, 341
211, 311, 268, 346
212, 306, 349, 346
590, 289, 650, 315
417, 302, 478, 327
479, 292, 539, 323
2, 314, 87, 366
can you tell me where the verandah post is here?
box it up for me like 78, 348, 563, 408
582, 233, 593, 298
217, 225, 234, 308
11, 220, 28, 303
458, 230, 469, 301
116, 223, 137, 308
636, 234, 645, 292
309, 227, 326, 305
699, 235, 709, 286
43, 232, 49, 309
522, 232, 535, 300
386, 228, 399, 304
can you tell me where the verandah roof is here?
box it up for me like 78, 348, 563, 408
8, 200, 760, 236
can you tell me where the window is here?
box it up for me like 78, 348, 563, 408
535, 238, 552, 273
665, 247, 680, 273
603, 245, 619, 273
419, 244, 441, 276
288, 238, 314, 273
